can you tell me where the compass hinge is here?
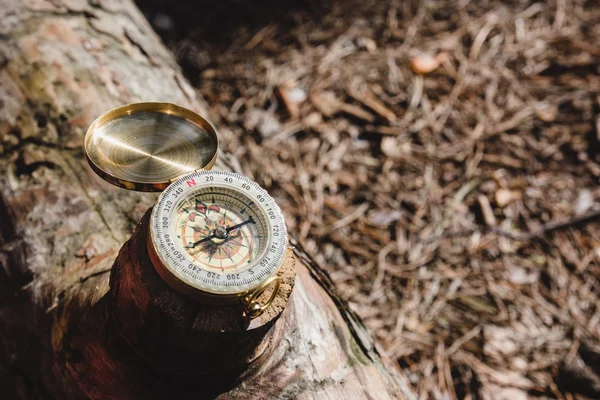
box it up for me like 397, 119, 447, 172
242, 276, 281, 320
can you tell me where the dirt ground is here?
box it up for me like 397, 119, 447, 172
139, 0, 600, 398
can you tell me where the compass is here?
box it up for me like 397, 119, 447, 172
149, 170, 287, 308
84, 102, 288, 319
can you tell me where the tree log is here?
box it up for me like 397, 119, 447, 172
0, 0, 415, 399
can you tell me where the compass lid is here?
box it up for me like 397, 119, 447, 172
84, 102, 219, 192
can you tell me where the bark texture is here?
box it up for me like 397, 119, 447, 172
0, 0, 415, 398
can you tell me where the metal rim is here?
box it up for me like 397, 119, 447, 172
147, 170, 288, 303
84, 102, 219, 192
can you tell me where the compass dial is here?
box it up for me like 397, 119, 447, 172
149, 170, 287, 300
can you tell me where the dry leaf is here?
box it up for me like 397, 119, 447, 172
410, 53, 447, 75
495, 189, 522, 207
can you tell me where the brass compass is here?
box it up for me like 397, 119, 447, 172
85, 102, 287, 319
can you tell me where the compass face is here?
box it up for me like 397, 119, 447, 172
149, 170, 287, 299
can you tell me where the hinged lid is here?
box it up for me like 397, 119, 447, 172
84, 102, 219, 192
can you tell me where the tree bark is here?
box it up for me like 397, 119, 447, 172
0, 0, 415, 399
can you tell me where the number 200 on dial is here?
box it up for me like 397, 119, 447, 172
149, 170, 287, 301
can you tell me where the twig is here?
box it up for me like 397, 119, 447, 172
322, 203, 370, 234
421, 209, 600, 243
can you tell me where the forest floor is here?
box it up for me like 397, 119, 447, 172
140, 1, 600, 398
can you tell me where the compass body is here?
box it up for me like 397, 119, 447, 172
149, 170, 287, 303
85, 103, 291, 317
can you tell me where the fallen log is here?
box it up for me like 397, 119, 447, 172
0, 0, 415, 398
